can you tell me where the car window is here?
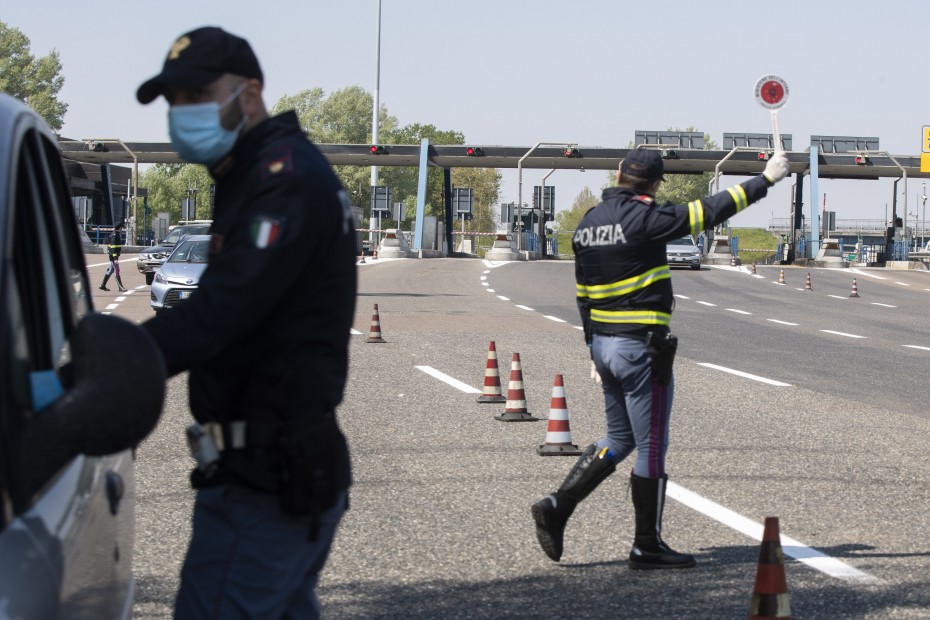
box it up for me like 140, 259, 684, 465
162, 228, 183, 245
168, 239, 210, 263
667, 237, 696, 247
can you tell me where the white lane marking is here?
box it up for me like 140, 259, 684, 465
483, 270, 490, 274
572, 325, 583, 330
674, 294, 690, 299
515, 304, 534, 311
827, 295, 847, 300
726, 308, 751, 315
849, 268, 887, 280
116, 296, 127, 302
415, 366, 481, 394
871, 302, 896, 308
480, 276, 487, 281
487, 289, 495, 293
667, 482, 878, 582
767, 319, 799, 326
820, 330, 866, 339
773, 281, 786, 286
481, 282, 489, 287
903, 345, 930, 351
350, 328, 363, 335
894, 281, 910, 286
697, 363, 791, 386
696, 301, 716, 307
105, 303, 118, 310
543, 315, 566, 323
497, 295, 510, 301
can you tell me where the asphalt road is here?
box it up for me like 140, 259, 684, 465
88, 254, 930, 619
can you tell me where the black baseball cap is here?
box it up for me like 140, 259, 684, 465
620, 149, 665, 182
137, 26, 263, 104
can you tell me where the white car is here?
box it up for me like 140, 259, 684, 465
666, 235, 702, 270
149, 235, 211, 314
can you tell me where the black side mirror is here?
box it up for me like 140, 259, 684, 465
18, 314, 166, 494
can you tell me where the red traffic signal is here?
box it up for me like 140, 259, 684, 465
564, 147, 581, 158
855, 155, 870, 165
370, 145, 387, 155
757, 152, 770, 161
466, 146, 485, 156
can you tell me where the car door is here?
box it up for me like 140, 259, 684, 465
0, 103, 135, 618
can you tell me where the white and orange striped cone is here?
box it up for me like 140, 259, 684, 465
494, 353, 538, 422
537, 374, 581, 456
778, 269, 786, 285
748, 517, 791, 619
477, 340, 506, 403
366, 303, 386, 343
751, 262, 757, 275
804, 273, 812, 291
730, 254, 737, 267
359, 251, 366, 264
849, 278, 861, 298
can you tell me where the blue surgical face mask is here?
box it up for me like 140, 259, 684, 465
168, 84, 247, 166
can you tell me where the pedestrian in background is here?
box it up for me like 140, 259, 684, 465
531, 147, 789, 569
99, 222, 127, 292
137, 26, 357, 619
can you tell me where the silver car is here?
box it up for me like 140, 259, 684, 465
666, 235, 702, 270
150, 235, 211, 314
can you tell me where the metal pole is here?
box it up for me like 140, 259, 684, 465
517, 142, 572, 252
370, 0, 381, 251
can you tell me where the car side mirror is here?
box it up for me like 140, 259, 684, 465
18, 313, 166, 494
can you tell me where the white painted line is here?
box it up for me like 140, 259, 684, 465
115, 296, 127, 302
486, 289, 495, 293
696, 301, 716, 307
350, 328, 363, 335
105, 303, 118, 310
849, 268, 887, 280
667, 482, 878, 582
415, 366, 481, 394
767, 319, 799, 326
674, 294, 690, 299
497, 295, 510, 301
827, 295, 847, 300
124, 290, 136, 295
483, 270, 490, 274
481, 282, 489, 286
480, 276, 487, 281
903, 345, 930, 351
820, 330, 866, 339
772, 281, 786, 286
894, 281, 910, 286
752, 274, 765, 279
697, 363, 791, 387
543, 315, 566, 323
726, 308, 751, 315
871, 302, 896, 308
572, 325, 583, 330
515, 304, 534, 311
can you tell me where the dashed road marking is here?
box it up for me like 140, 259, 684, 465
697, 363, 791, 386
515, 304, 534, 311
767, 319, 799, 326
725, 308, 751, 315
696, 301, 716, 307
871, 302, 896, 308
415, 366, 481, 394
903, 345, 930, 351
543, 315, 566, 323
820, 330, 866, 339
827, 295, 847, 300
497, 295, 510, 301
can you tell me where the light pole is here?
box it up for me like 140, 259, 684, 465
922, 182, 927, 249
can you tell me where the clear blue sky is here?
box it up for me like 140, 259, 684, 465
7, 0, 930, 229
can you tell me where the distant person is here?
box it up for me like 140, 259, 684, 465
530, 148, 789, 569
100, 222, 128, 292
137, 26, 357, 619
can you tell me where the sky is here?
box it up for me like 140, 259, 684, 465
7, 0, 930, 230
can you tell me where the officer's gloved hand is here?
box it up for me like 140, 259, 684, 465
762, 152, 790, 185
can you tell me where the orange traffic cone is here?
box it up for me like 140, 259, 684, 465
749, 517, 791, 619
366, 304, 386, 343
804, 273, 812, 291
477, 340, 507, 403
778, 269, 786, 285
730, 254, 737, 267
537, 374, 581, 455
495, 353, 538, 422
359, 251, 366, 264
374, 249, 379, 260
849, 278, 861, 298
751, 262, 757, 275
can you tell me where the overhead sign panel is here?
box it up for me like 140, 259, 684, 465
723, 133, 793, 151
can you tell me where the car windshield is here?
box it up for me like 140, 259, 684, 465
161, 226, 209, 245
667, 237, 696, 247
168, 239, 210, 264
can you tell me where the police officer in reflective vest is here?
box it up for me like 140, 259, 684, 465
531, 147, 789, 569
137, 27, 357, 618
100, 222, 127, 292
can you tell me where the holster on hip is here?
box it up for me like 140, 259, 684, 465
646, 331, 677, 386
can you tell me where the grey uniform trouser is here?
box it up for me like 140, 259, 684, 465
591, 333, 673, 478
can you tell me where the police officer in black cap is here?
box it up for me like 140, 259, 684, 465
137, 26, 357, 618
531, 147, 789, 569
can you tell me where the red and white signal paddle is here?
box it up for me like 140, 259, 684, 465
754, 75, 789, 153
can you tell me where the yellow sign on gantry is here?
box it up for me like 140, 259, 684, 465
921, 126, 930, 172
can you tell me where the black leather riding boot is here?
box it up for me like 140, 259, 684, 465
628, 473, 696, 569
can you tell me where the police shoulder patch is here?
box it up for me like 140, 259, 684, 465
635, 195, 655, 205
250, 215, 286, 249
260, 147, 294, 181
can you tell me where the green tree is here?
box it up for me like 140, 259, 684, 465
0, 21, 67, 131
610, 127, 719, 206
140, 163, 213, 226
556, 186, 599, 232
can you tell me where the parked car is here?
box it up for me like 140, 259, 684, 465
150, 234, 211, 314
0, 92, 165, 619
666, 235, 702, 270
137, 222, 211, 285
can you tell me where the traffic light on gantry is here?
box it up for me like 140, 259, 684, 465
757, 152, 770, 161
370, 145, 387, 155
466, 146, 484, 156
564, 147, 581, 158
855, 154, 870, 165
